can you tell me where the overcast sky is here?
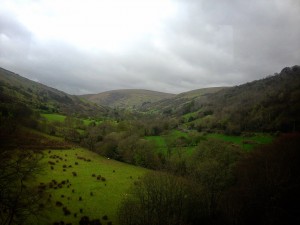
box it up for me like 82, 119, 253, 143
0, 0, 299, 94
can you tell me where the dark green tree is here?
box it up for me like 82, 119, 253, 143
0, 150, 45, 225
118, 172, 201, 225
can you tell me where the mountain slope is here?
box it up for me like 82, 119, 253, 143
141, 87, 227, 114
0, 67, 107, 116
181, 66, 300, 133
81, 89, 175, 109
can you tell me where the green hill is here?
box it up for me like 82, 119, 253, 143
141, 87, 226, 114
81, 89, 175, 109
0, 67, 107, 117
179, 66, 300, 133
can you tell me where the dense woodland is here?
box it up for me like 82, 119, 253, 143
0, 66, 300, 225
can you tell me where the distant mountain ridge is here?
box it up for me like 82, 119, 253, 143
140, 87, 227, 114
81, 89, 175, 109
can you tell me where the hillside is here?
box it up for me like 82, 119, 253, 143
81, 89, 175, 109
179, 65, 300, 133
33, 148, 148, 225
141, 87, 227, 114
0, 67, 107, 117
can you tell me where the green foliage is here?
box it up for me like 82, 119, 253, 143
0, 150, 45, 225
223, 133, 300, 225
206, 133, 273, 150
145, 136, 168, 154
42, 113, 66, 123
118, 172, 201, 225
189, 140, 242, 217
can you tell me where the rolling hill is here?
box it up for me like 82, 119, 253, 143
0, 67, 107, 117
81, 89, 175, 109
176, 65, 300, 133
140, 87, 227, 114
1, 65, 299, 133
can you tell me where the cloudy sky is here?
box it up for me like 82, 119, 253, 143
0, 0, 299, 94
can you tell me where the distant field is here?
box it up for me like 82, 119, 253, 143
42, 113, 66, 123
41, 113, 101, 126
207, 133, 273, 150
147, 130, 274, 158
146, 130, 195, 156
33, 148, 148, 225
146, 136, 168, 154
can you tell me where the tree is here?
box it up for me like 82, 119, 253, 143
189, 140, 242, 220
118, 136, 161, 169
100, 132, 122, 159
223, 133, 300, 225
118, 172, 200, 225
132, 139, 160, 169
82, 126, 102, 151
0, 149, 45, 225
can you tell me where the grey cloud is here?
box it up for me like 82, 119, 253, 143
1, 0, 300, 95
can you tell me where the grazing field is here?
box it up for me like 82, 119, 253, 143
146, 130, 274, 160
41, 113, 102, 126
145, 136, 168, 154
42, 113, 67, 123
34, 148, 148, 225
146, 130, 195, 157
207, 133, 273, 150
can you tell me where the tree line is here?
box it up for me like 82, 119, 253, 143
118, 133, 300, 225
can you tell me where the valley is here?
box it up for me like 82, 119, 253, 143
0, 65, 300, 225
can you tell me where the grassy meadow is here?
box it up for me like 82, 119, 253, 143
206, 133, 273, 150
146, 129, 273, 160
42, 113, 67, 123
41, 113, 102, 126
34, 148, 148, 225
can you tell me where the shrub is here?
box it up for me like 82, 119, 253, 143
56, 201, 63, 207
102, 215, 108, 220
63, 207, 71, 216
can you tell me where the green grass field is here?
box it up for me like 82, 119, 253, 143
42, 113, 67, 123
146, 130, 273, 158
145, 136, 168, 154
146, 130, 195, 156
42, 113, 102, 126
207, 133, 273, 150
82, 118, 102, 126
34, 148, 148, 225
